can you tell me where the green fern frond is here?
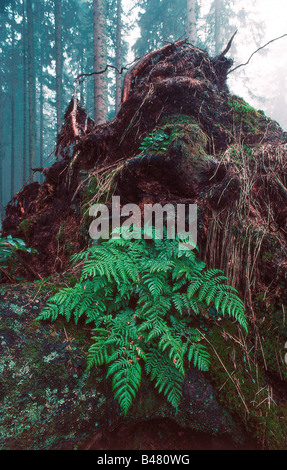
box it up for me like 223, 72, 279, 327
87, 330, 110, 368
172, 293, 191, 315
145, 350, 184, 410
188, 342, 210, 371
36, 303, 60, 321
39, 222, 248, 416
107, 352, 142, 416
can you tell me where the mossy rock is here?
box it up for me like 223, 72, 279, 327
0, 283, 248, 450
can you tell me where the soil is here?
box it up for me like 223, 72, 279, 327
78, 418, 261, 451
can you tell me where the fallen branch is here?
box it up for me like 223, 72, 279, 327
228, 33, 287, 74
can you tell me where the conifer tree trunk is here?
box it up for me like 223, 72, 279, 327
55, 0, 63, 136
10, 7, 16, 198
26, 0, 36, 178
0, 88, 4, 222
39, 0, 45, 181
115, 0, 122, 115
22, 0, 28, 183
93, 0, 108, 124
39, 44, 44, 183
186, 0, 197, 44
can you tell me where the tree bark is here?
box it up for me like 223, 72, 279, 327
22, 0, 28, 183
55, 0, 63, 137
10, 7, 16, 198
26, 0, 36, 179
115, 0, 122, 115
39, 46, 44, 184
39, 1, 45, 182
0, 89, 4, 223
186, 0, 197, 44
93, 0, 108, 124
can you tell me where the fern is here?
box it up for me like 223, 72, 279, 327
145, 350, 184, 410
37, 225, 248, 416
107, 352, 142, 416
0, 235, 38, 281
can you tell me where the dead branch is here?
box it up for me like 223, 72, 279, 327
75, 64, 129, 84
217, 30, 238, 60
31, 167, 49, 176
228, 33, 287, 74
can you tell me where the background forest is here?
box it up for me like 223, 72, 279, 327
0, 0, 287, 218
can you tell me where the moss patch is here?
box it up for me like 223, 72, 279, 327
18, 219, 35, 239
207, 320, 287, 450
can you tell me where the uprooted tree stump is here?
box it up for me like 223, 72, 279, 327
1, 40, 287, 449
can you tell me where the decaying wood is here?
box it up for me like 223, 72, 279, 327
71, 94, 79, 142
121, 39, 187, 103
55, 97, 94, 159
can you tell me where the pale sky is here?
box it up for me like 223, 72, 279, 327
227, 0, 287, 129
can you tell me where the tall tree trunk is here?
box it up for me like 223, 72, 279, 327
39, 44, 44, 183
115, 0, 122, 115
39, 1, 45, 181
10, 7, 16, 198
0, 88, 4, 223
214, 0, 221, 55
22, 0, 28, 183
26, 0, 36, 179
186, 0, 197, 44
93, 0, 108, 124
55, 0, 63, 138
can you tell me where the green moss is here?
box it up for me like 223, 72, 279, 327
160, 115, 207, 152
262, 251, 276, 263
137, 115, 206, 158
227, 95, 262, 132
55, 222, 81, 258
32, 272, 80, 298
161, 114, 196, 126
18, 219, 34, 239
151, 116, 213, 183
0, 292, 112, 450
208, 319, 287, 450
81, 176, 99, 204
